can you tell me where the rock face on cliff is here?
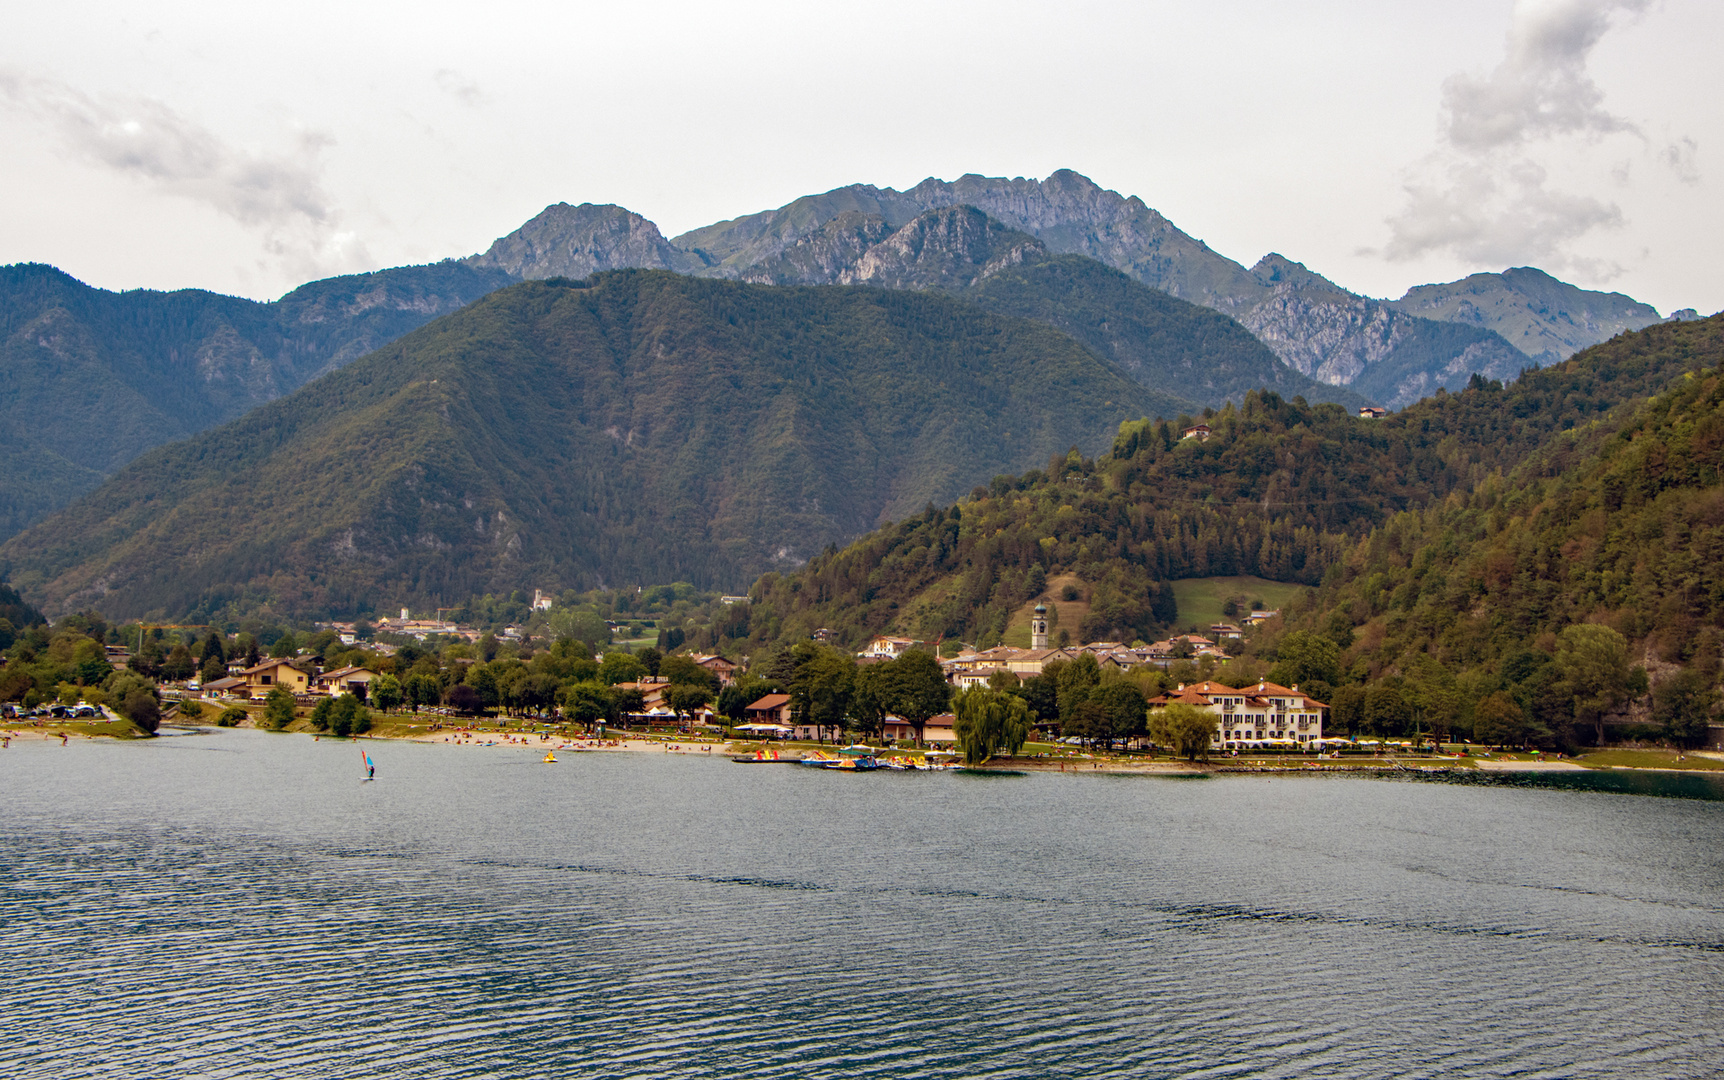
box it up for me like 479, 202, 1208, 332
1234, 254, 1526, 405
1387, 267, 1663, 366
467, 202, 681, 279
730, 206, 1358, 410
0, 260, 513, 540
677, 169, 1263, 309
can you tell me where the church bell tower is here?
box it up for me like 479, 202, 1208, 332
1031, 602, 1049, 649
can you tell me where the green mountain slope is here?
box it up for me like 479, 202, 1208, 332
0, 261, 515, 539
1280, 313, 1724, 704
722, 315, 1718, 651
0, 271, 1186, 620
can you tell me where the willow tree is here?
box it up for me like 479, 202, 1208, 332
953, 686, 1030, 765
1148, 702, 1217, 762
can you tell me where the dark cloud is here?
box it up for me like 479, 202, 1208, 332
0, 70, 367, 277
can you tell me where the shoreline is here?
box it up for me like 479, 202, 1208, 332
7, 721, 1723, 778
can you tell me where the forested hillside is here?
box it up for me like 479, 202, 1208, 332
0, 260, 513, 538
0, 271, 1183, 621
722, 316, 1718, 652
1273, 313, 1724, 745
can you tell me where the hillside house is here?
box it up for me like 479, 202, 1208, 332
315, 666, 379, 698
690, 653, 739, 686
238, 658, 311, 698
1181, 423, 1212, 441
1208, 623, 1244, 641
1358, 406, 1387, 419
861, 635, 922, 658
202, 676, 246, 698
744, 693, 792, 727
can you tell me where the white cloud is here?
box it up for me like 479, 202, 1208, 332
1381, 0, 1692, 282
434, 69, 485, 107
1442, 0, 1648, 151
0, 70, 367, 279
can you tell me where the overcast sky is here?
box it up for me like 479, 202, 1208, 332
1, 0, 1716, 315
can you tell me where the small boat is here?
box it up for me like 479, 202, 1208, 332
360, 748, 376, 782
543, 751, 558, 763
731, 748, 796, 763
823, 755, 879, 771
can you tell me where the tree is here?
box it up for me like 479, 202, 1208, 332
599, 652, 647, 685
1472, 692, 1527, 747
269, 632, 298, 659
1016, 669, 1060, 725
161, 643, 197, 682
405, 674, 442, 712
850, 665, 889, 742
787, 643, 856, 743
216, 706, 248, 727
1268, 631, 1342, 692
952, 686, 1031, 764
1653, 667, 1718, 747
1329, 683, 1366, 736
880, 651, 950, 742
200, 654, 227, 685
445, 684, 483, 715
1147, 703, 1216, 761
369, 673, 403, 712
1363, 683, 1412, 736
309, 696, 335, 731
200, 631, 226, 666
468, 665, 501, 709
1093, 680, 1147, 748
328, 693, 369, 737
562, 680, 614, 727
1554, 624, 1633, 745
263, 686, 296, 731
668, 683, 712, 721
121, 686, 161, 733
660, 654, 719, 691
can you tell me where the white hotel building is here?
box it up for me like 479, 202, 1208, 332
1147, 679, 1328, 750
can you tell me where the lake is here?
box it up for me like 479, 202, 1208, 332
3, 729, 1722, 1079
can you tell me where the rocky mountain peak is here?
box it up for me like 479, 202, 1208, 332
467, 202, 677, 279
842, 206, 1044, 290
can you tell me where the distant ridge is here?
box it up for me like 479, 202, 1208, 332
1, 272, 1191, 620
0, 260, 513, 540
477, 170, 1656, 407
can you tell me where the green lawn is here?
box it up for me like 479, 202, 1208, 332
1169, 576, 1309, 632
1577, 749, 1724, 772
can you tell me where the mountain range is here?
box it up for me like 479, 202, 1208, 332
0, 169, 1702, 621
471, 170, 1678, 405
0, 272, 1194, 620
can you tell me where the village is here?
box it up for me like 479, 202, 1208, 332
159, 596, 1326, 758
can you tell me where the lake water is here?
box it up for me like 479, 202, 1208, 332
4, 729, 1723, 1079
